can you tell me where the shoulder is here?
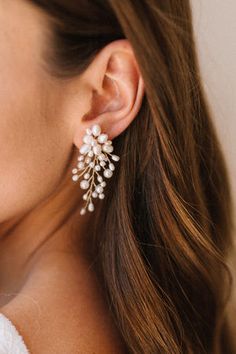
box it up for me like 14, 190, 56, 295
0, 259, 126, 353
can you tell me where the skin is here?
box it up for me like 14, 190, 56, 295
0, 0, 144, 353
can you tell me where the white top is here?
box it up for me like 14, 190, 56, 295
0, 313, 30, 354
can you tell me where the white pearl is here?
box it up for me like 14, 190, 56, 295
83, 135, 94, 145
91, 124, 101, 136
84, 173, 90, 179
80, 180, 89, 189
102, 144, 113, 153
89, 162, 95, 168
104, 169, 113, 178
98, 153, 106, 161
79, 144, 91, 155
72, 168, 78, 174
105, 140, 112, 145
111, 154, 120, 161
78, 155, 84, 161
100, 161, 106, 167
109, 163, 115, 171
99, 193, 105, 199
97, 133, 108, 144
83, 194, 88, 200
77, 162, 85, 170
88, 203, 95, 212
101, 181, 106, 187
96, 185, 104, 194
85, 157, 91, 164
97, 176, 103, 183
72, 174, 79, 182
95, 165, 101, 171
92, 191, 98, 198
93, 145, 102, 155
80, 208, 86, 215
88, 151, 94, 157
86, 128, 92, 135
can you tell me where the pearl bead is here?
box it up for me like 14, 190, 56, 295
85, 157, 91, 164
105, 140, 112, 145
99, 193, 105, 199
86, 128, 92, 135
92, 191, 98, 198
98, 154, 106, 161
97, 176, 103, 183
72, 174, 79, 182
88, 151, 94, 157
80, 180, 89, 189
78, 155, 84, 161
95, 165, 101, 171
83, 134, 94, 145
79, 144, 90, 155
80, 208, 86, 215
101, 181, 106, 187
93, 145, 102, 155
72, 168, 78, 174
111, 154, 120, 161
109, 163, 115, 171
91, 124, 101, 137
84, 173, 90, 179
77, 162, 85, 170
97, 134, 108, 144
88, 203, 95, 212
83, 194, 88, 200
96, 185, 104, 194
89, 162, 95, 168
102, 144, 113, 153
100, 161, 106, 167
104, 169, 113, 178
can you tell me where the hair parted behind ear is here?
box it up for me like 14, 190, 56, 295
29, 0, 234, 353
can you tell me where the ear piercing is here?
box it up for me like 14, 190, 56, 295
71, 124, 120, 215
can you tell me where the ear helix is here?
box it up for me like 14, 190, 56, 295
71, 124, 120, 215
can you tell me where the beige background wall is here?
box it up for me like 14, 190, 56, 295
191, 0, 236, 215
191, 0, 236, 341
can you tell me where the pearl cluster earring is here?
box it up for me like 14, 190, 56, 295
72, 124, 120, 215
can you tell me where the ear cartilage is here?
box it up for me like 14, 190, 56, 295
71, 124, 120, 215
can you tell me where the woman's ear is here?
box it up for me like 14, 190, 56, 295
71, 39, 145, 147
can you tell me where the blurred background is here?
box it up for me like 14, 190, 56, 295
191, 0, 236, 342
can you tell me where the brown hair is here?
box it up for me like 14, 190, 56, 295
29, 0, 233, 352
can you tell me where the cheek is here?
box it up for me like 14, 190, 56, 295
0, 59, 70, 222
0, 1, 72, 221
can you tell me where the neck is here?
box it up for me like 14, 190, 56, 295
0, 178, 92, 306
